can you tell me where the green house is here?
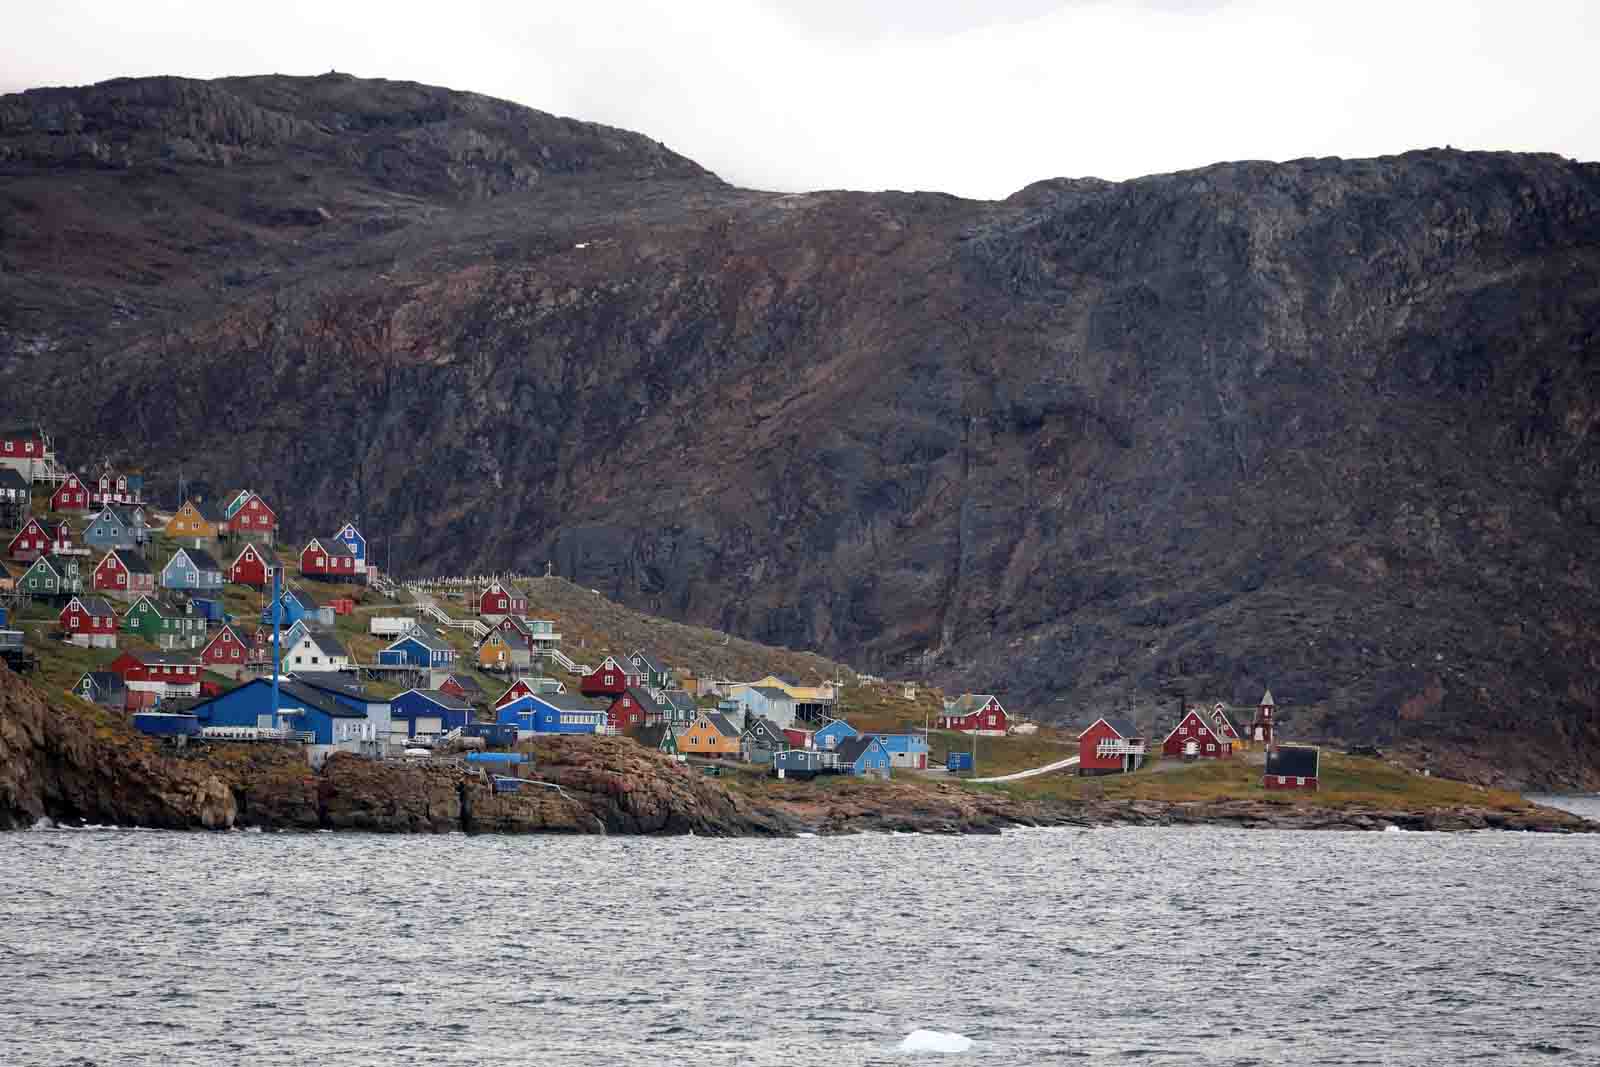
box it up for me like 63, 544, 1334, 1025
120, 594, 207, 649
632, 724, 680, 758
19, 555, 83, 599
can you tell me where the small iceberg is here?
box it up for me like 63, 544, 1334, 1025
898, 1029, 974, 1054
1383, 824, 1404, 833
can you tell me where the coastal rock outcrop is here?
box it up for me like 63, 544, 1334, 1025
0, 664, 236, 830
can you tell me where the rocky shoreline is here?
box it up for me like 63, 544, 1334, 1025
3, 668, 1592, 837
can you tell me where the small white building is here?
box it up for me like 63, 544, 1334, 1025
285, 630, 350, 673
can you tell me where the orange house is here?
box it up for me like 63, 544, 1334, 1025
677, 711, 741, 758
166, 499, 220, 541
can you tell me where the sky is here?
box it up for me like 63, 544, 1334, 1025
4, 0, 1597, 199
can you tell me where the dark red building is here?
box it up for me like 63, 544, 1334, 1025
473, 580, 528, 619
936, 694, 1010, 735
1077, 717, 1147, 776
59, 596, 117, 641
300, 537, 358, 581
225, 493, 278, 539
201, 624, 250, 668
580, 656, 644, 698
228, 543, 278, 588
1161, 708, 1233, 760
49, 472, 90, 512
1263, 744, 1319, 791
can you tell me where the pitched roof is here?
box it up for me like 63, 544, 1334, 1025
629, 649, 665, 675
835, 734, 885, 765
389, 630, 454, 654
78, 671, 125, 693
1078, 716, 1140, 740
234, 542, 279, 566
279, 679, 366, 718
621, 686, 664, 716
1260, 689, 1276, 706
1265, 745, 1319, 778
661, 689, 696, 709
399, 689, 474, 713
949, 693, 1001, 715
290, 672, 373, 702
73, 596, 117, 618
0, 469, 27, 491
703, 712, 740, 738
743, 715, 789, 744
179, 547, 222, 571
748, 686, 792, 701
535, 692, 609, 714
285, 587, 320, 609
187, 499, 223, 523
302, 630, 348, 658
320, 538, 355, 558
632, 724, 676, 750
115, 550, 153, 575
442, 673, 483, 694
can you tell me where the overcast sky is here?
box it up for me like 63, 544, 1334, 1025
6, 0, 1596, 199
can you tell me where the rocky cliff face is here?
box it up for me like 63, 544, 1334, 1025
2, 74, 1599, 785
0, 665, 235, 829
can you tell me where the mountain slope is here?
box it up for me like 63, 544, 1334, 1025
2, 74, 1598, 786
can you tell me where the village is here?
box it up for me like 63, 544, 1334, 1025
1, 424, 1326, 801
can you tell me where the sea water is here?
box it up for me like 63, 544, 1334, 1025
5, 824, 1599, 1065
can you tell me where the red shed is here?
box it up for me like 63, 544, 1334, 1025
59, 595, 118, 642
580, 656, 643, 698
300, 536, 358, 581
1077, 717, 1147, 776
50, 472, 90, 512
201, 623, 251, 668
782, 726, 815, 750
8, 517, 53, 562
1263, 745, 1319, 791
331, 597, 355, 616
936, 694, 1010, 735
92, 548, 155, 598
108, 651, 202, 697
228, 543, 278, 589
1161, 708, 1233, 760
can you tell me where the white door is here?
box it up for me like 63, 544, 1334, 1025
1184, 740, 1198, 756
414, 716, 442, 736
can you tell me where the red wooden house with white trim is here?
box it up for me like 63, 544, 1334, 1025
225, 492, 278, 542
493, 677, 541, 710
1161, 708, 1234, 760
50, 472, 90, 512
1077, 717, 1147, 776
228, 542, 279, 589
108, 650, 202, 699
201, 624, 251, 669
91, 466, 143, 507
1208, 702, 1243, 748
472, 579, 529, 621
92, 548, 155, 599
300, 537, 359, 581
59, 595, 118, 648
936, 694, 1010, 736
579, 656, 644, 698
7, 517, 52, 561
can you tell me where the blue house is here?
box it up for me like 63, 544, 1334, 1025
379, 631, 458, 670
835, 735, 892, 778
390, 689, 474, 739
813, 718, 859, 752
290, 672, 392, 740
162, 547, 225, 592
335, 522, 367, 572
734, 685, 796, 729
261, 588, 333, 629
875, 732, 931, 770
773, 748, 831, 779
83, 506, 138, 551
184, 678, 376, 764
496, 692, 609, 736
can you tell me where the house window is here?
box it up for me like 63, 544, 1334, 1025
1279, 775, 1288, 784
1207, 743, 1215, 752
2, 442, 9, 452
1296, 777, 1306, 786
24, 442, 33, 453
69, 615, 80, 627
1180, 726, 1188, 735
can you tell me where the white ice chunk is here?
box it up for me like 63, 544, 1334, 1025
898, 1029, 974, 1054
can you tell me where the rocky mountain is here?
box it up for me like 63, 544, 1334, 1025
3, 74, 1599, 786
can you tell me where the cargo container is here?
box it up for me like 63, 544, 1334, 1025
946, 751, 975, 773
0, 604, 7, 627
133, 712, 203, 738
463, 722, 520, 748
331, 598, 355, 616
467, 751, 528, 764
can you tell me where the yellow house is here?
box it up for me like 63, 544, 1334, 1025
477, 630, 531, 673
165, 499, 220, 541
743, 674, 836, 703
677, 711, 741, 758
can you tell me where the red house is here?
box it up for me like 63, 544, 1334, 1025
493, 677, 544, 709
936, 694, 1010, 736
608, 689, 649, 732
92, 548, 155, 598
437, 674, 483, 703
228, 542, 278, 589
226, 492, 278, 540
108, 651, 202, 698
0, 428, 46, 467
1208, 702, 1243, 747
7, 517, 52, 561
201, 624, 251, 668
473, 579, 528, 620
491, 615, 531, 642
580, 656, 644, 698
91, 465, 142, 506
50, 472, 90, 512
300, 536, 358, 581
1263, 744, 1319, 791
1077, 717, 1147, 775
59, 595, 119, 646
1161, 708, 1234, 760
